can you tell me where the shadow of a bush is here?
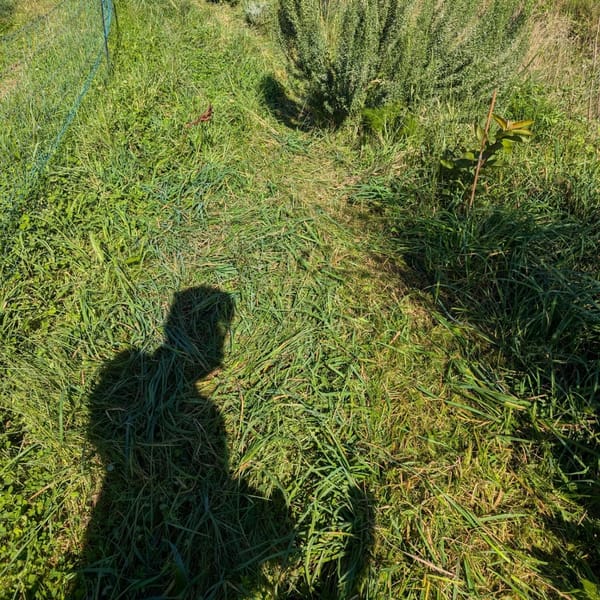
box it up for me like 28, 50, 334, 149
259, 75, 314, 131
400, 207, 599, 391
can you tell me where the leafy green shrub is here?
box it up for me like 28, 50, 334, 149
278, 0, 379, 124
440, 112, 534, 204
278, 0, 532, 125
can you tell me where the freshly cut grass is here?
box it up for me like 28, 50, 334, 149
1, 0, 598, 599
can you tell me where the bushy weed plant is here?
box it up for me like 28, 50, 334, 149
278, 0, 531, 125
244, 0, 272, 27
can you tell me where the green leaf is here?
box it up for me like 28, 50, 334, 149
89, 232, 105, 263
582, 579, 600, 600
507, 119, 534, 130
509, 128, 533, 137
125, 254, 142, 266
492, 114, 508, 130
18, 214, 31, 231
475, 123, 485, 143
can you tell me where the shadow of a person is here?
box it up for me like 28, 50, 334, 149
72, 286, 293, 600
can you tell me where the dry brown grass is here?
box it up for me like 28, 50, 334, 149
525, 4, 600, 118
0, 61, 22, 100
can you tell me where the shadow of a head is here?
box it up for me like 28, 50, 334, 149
87, 286, 234, 452
161, 285, 235, 379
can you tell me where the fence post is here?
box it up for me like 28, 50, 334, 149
99, 0, 111, 72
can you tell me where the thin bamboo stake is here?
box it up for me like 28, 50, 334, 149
589, 16, 600, 120
469, 89, 497, 210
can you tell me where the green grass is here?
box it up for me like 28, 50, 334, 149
350, 51, 600, 596
0, 0, 112, 239
1, 0, 599, 598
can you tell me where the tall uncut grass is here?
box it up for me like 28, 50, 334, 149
351, 73, 600, 594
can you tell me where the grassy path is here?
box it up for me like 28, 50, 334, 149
0, 1, 595, 598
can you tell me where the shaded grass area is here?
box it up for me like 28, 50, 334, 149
397, 202, 600, 589
0, 1, 15, 33
1, 0, 599, 598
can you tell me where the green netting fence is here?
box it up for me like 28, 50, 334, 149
0, 0, 114, 237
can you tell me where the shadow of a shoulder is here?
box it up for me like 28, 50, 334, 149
72, 345, 294, 599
